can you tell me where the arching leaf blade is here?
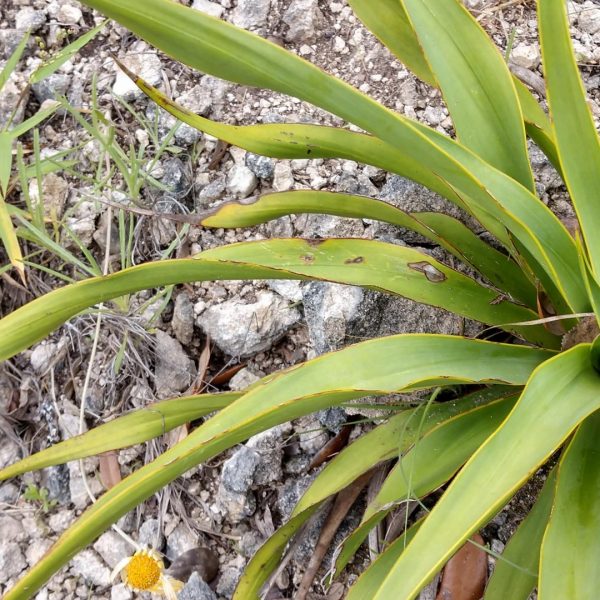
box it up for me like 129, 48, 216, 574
401, 0, 534, 191
4, 335, 549, 599
539, 411, 600, 599
539, 0, 600, 277
369, 345, 600, 600
0, 392, 240, 480
485, 469, 556, 600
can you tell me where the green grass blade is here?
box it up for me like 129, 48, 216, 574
8, 103, 60, 138
485, 469, 556, 600
0, 32, 28, 94
370, 345, 600, 599
402, 0, 534, 190
538, 0, 600, 278
3, 335, 551, 599
0, 239, 560, 362
0, 392, 239, 480
346, 0, 436, 86
0, 132, 24, 281
29, 21, 106, 84
201, 190, 537, 307
539, 411, 600, 599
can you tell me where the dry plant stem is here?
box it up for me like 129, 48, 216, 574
296, 470, 374, 600
76, 205, 136, 550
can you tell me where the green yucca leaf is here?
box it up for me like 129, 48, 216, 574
337, 394, 517, 575
485, 469, 556, 600
0, 392, 240, 480
370, 345, 600, 599
538, 0, 600, 279
200, 190, 537, 307
539, 412, 600, 598
0, 239, 559, 362
4, 335, 549, 599
401, 0, 534, 190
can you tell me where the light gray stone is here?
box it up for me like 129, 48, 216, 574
283, 0, 324, 43
216, 566, 243, 597
272, 162, 294, 192
172, 292, 195, 346
166, 522, 198, 561
111, 584, 133, 600
138, 518, 164, 550
93, 531, 132, 569
112, 44, 163, 101
577, 2, 600, 35
197, 291, 300, 358
154, 330, 196, 398
226, 164, 258, 197
179, 571, 217, 600
246, 423, 291, 485
15, 7, 46, 32
510, 43, 541, 69
216, 484, 256, 523
70, 549, 111, 587
222, 446, 260, 494
231, 0, 271, 30
192, 0, 224, 19
0, 541, 26, 584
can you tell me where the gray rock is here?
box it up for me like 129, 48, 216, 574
577, 2, 600, 35
45, 464, 70, 504
228, 367, 261, 391
231, 0, 271, 30
277, 473, 314, 520
510, 43, 541, 69
166, 522, 199, 561
222, 446, 260, 494
70, 549, 111, 587
0, 541, 26, 584
32, 73, 70, 103
172, 292, 195, 346
192, 0, 224, 19
197, 291, 301, 358
267, 279, 303, 303
272, 162, 294, 192
283, 0, 324, 43
239, 531, 264, 558
216, 566, 243, 597
167, 547, 219, 583
112, 44, 163, 101
0, 430, 20, 471
0, 515, 26, 542
93, 531, 132, 569
57, 4, 83, 24
317, 407, 347, 433
172, 83, 212, 144
226, 164, 258, 197
160, 157, 189, 197
26, 539, 53, 568
217, 485, 256, 523
15, 7, 46, 32
179, 571, 217, 600
245, 153, 274, 179
154, 330, 196, 398
296, 415, 329, 454
111, 584, 133, 600
0, 73, 29, 129
302, 282, 384, 354
0, 29, 26, 60
246, 423, 291, 485
30, 340, 66, 372
196, 176, 226, 208
138, 518, 164, 550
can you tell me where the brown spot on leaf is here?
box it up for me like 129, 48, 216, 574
345, 256, 364, 264
408, 261, 447, 282
301, 254, 315, 263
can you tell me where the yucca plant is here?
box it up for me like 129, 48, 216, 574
1, 0, 600, 598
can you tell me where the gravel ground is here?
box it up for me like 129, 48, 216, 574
0, 0, 599, 598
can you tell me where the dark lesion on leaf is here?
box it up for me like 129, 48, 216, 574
407, 261, 447, 282
300, 254, 315, 263
345, 256, 364, 264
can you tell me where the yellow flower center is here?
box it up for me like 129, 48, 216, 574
124, 553, 162, 590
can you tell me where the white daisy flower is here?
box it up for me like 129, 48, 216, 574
111, 547, 183, 599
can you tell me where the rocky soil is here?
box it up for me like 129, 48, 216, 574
0, 0, 599, 598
